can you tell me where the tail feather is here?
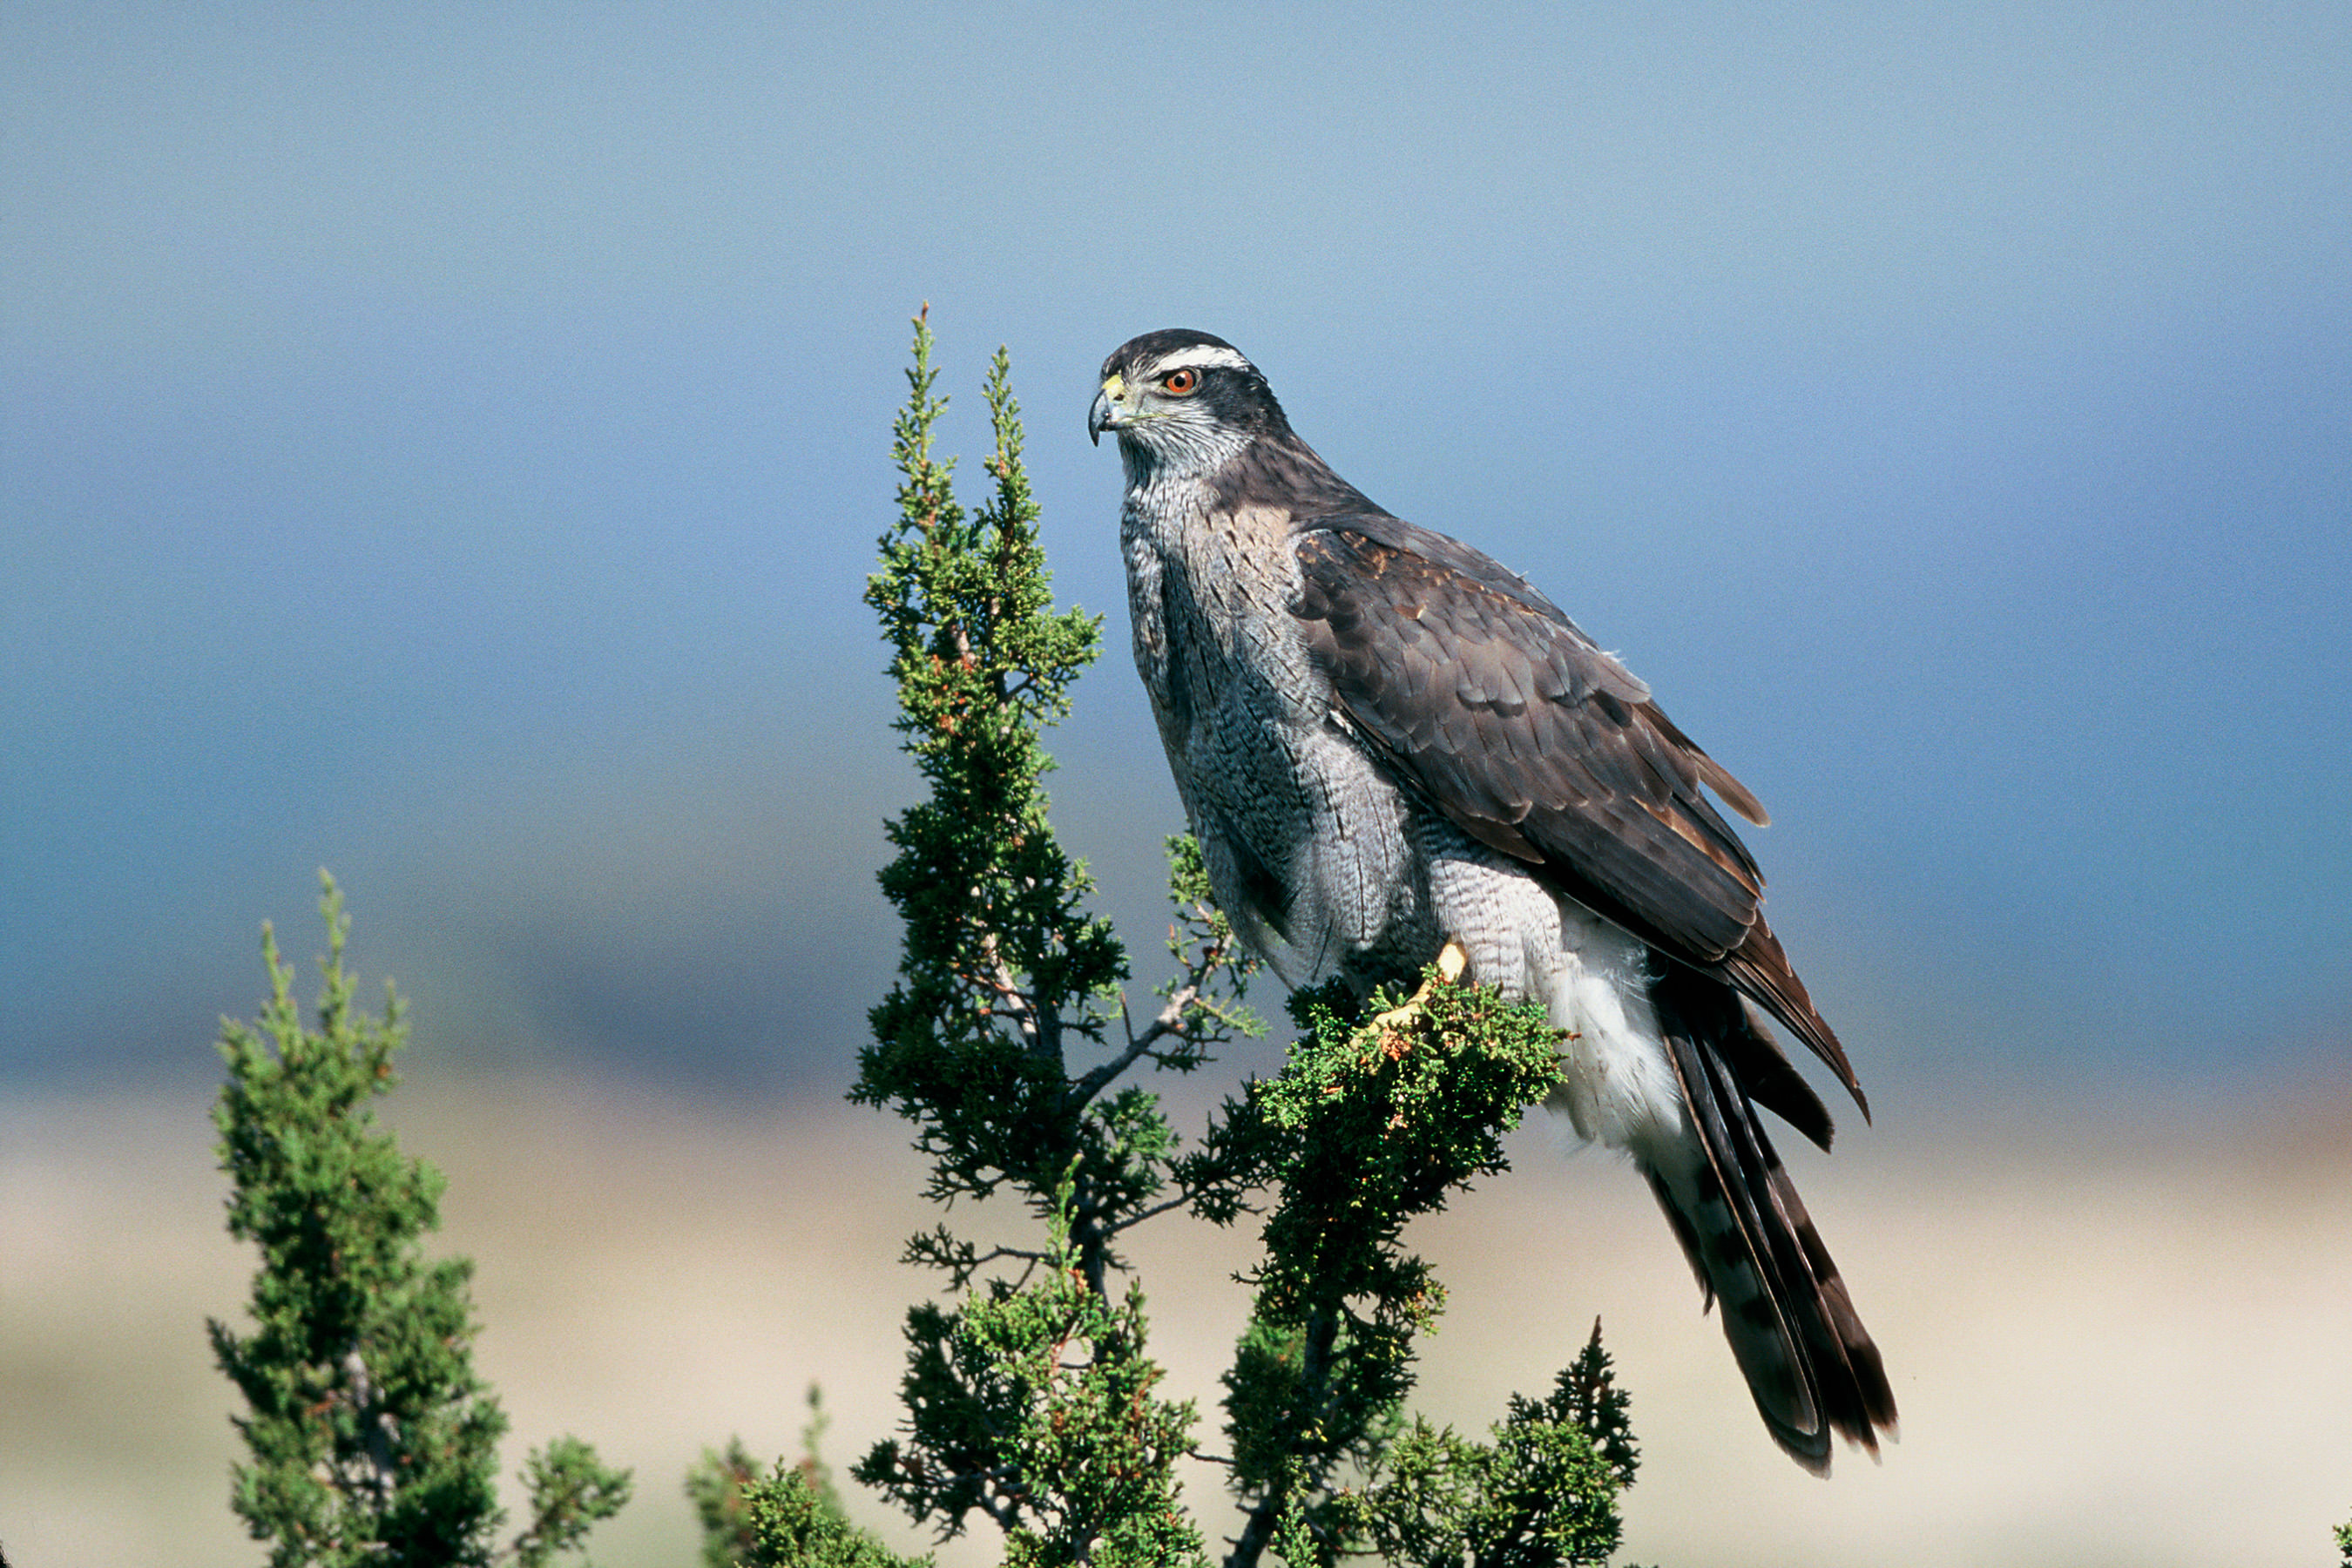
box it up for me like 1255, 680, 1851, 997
1720, 920, 1870, 1120
1647, 965, 1897, 1472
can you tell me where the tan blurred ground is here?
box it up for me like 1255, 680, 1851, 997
4, 1073, 2349, 1567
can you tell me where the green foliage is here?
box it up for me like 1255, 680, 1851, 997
1331, 1323, 1637, 1568
862, 305, 1125, 1086
855, 1172, 1205, 1568
851, 308, 1245, 1566
737, 1460, 932, 1568
1215, 974, 1578, 1565
510, 1438, 635, 1568
694, 1388, 930, 1568
210, 875, 628, 1567
691, 1389, 865, 1568
795, 1384, 845, 1519
686, 1437, 765, 1568
2336, 1507, 2350, 1565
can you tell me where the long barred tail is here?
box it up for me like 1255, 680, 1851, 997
1644, 964, 1897, 1472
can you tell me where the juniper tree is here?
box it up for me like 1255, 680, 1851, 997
210, 875, 630, 1568
720, 311, 1644, 1567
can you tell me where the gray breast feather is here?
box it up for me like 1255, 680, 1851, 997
1120, 490, 1436, 987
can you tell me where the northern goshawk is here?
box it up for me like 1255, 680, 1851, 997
1089, 328, 1896, 1471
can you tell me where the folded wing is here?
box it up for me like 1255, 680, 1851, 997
1289, 515, 1866, 1121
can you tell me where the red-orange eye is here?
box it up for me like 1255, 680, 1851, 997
1161, 368, 1200, 395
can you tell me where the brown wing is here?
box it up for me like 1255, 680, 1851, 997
1291, 517, 1866, 1114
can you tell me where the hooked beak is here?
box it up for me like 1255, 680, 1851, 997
1087, 375, 1127, 446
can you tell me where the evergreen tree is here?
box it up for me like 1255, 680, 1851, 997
211, 875, 629, 1567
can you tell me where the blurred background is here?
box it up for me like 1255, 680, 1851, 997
3, 3, 2348, 1564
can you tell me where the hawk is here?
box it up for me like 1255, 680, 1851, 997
1089, 328, 1896, 1471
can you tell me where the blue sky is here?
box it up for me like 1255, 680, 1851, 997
4, 2, 2347, 1107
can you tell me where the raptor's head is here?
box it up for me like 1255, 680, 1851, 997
1088, 329, 1292, 472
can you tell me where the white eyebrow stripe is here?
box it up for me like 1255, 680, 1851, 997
1146, 343, 1255, 376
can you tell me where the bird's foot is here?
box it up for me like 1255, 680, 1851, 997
1369, 941, 1469, 1034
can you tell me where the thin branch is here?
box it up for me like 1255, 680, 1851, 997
1069, 985, 1196, 1108
1101, 1182, 1247, 1239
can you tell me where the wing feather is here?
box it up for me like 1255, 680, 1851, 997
1292, 517, 1865, 1112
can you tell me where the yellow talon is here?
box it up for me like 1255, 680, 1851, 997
1369, 940, 1470, 1034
